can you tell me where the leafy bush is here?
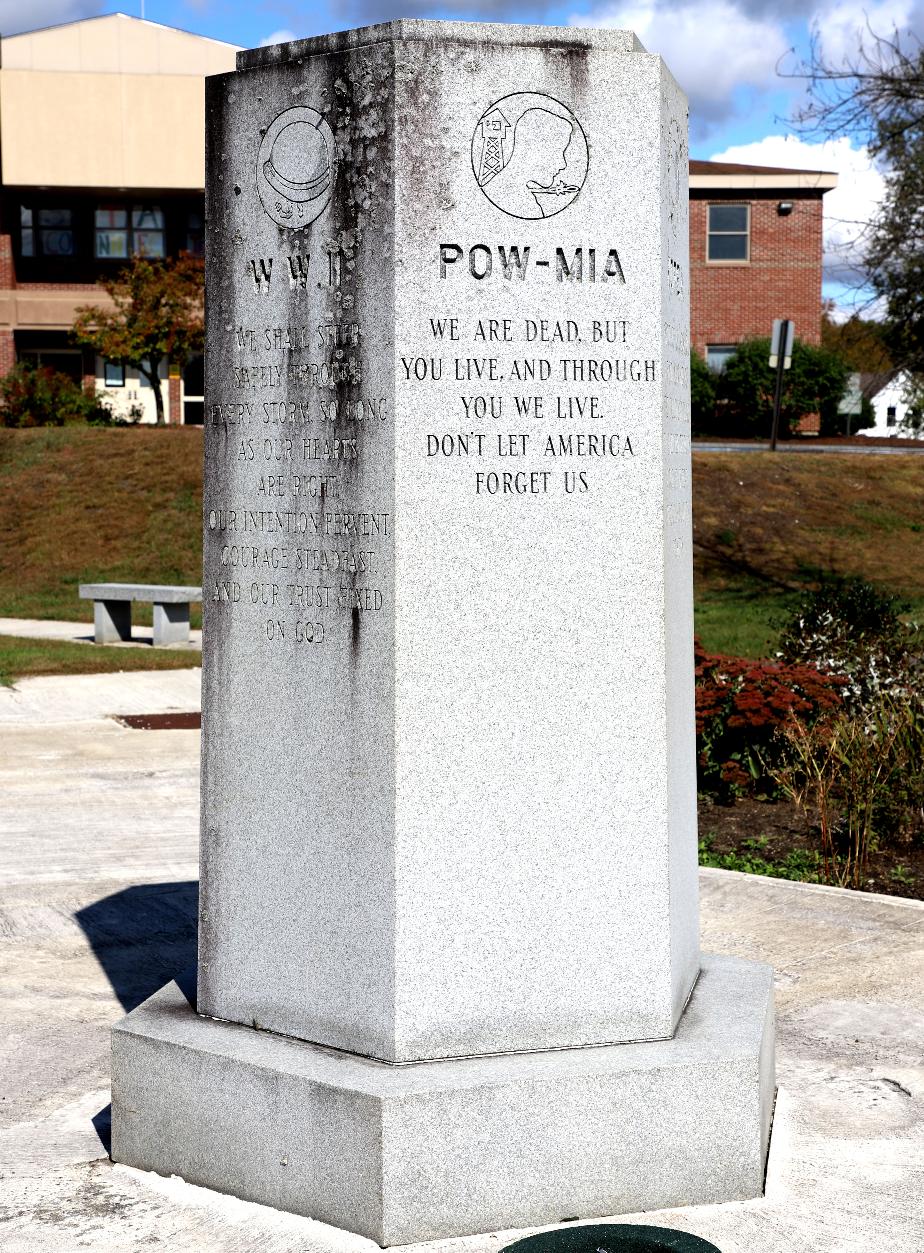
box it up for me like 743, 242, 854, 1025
772, 695, 924, 887
716, 337, 851, 438
776, 576, 922, 711
690, 350, 717, 433
818, 392, 876, 436
695, 640, 844, 802
770, 578, 924, 883
896, 375, 924, 436
0, 361, 112, 427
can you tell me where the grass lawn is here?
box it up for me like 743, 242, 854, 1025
693, 583, 797, 658
0, 426, 202, 628
692, 451, 924, 654
0, 430, 922, 677
0, 635, 199, 687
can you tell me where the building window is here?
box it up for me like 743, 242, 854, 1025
104, 361, 125, 387
95, 206, 128, 258
706, 344, 737, 372
20, 206, 74, 257
887, 405, 897, 427
132, 206, 165, 257
186, 211, 204, 257
20, 207, 33, 257
707, 204, 749, 262
95, 204, 165, 259
38, 208, 74, 256
18, 348, 83, 383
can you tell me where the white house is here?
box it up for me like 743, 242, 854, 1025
858, 371, 923, 439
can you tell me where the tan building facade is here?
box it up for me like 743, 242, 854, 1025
0, 13, 238, 422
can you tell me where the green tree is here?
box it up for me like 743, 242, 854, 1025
690, 350, 717, 434
894, 374, 924, 435
71, 255, 204, 426
792, 31, 924, 371
821, 307, 893, 374
718, 337, 850, 438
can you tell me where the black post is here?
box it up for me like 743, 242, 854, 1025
769, 319, 790, 451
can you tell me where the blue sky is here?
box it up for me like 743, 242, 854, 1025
5, 0, 916, 312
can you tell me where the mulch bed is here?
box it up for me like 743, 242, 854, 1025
114, 712, 201, 731
700, 796, 924, 900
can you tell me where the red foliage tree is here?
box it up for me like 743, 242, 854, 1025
72, 255, 204, 426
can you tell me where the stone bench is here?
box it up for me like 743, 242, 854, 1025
78, 583, 202, 647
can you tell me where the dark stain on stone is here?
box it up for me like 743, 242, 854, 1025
351, 604, 361, 653
561, 44, 591, 101
881, 1076, 912, 1097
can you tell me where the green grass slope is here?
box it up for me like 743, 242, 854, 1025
693, 451, 924, 654
0, 430, 921, 665
0, 427, 202, 626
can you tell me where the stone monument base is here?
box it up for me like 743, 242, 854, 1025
111, 955, 774, 1247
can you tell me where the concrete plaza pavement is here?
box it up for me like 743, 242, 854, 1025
0, 616, 202, 650
0, 668, 922, 1251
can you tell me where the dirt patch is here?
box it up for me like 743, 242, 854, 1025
692, 450, 924, 602
699, 796, 924, 900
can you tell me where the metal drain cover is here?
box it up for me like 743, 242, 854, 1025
502, 1226, 722, 1253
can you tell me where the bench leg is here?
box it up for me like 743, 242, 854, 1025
94, 600, 132, 644
153, 601, 190, 646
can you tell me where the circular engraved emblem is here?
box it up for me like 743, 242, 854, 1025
471, 93, 588, 220
257, 106, 335, 229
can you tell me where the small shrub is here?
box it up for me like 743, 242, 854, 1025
717, 337, 850, 438
818, 392, 876, 436
699, 833, 822, 881
776, 576, 922, 711
695, 640, 844, 802
0, 361, 112, 427
690, 351, 717, 434
771, 695, 924, 887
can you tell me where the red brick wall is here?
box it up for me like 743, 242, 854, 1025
0, 330, 14, 375
690, 195, 825, 358
0, 234, 15, 289
0, 235, 16, 376
168, 372, 181, 425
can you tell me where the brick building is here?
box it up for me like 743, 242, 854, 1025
0, 16, 836, 423
689, 159, 838, 369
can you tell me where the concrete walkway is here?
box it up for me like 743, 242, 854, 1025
0, 672, 921, 1251
0, 616, 202, 650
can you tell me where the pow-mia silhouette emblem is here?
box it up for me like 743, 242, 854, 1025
257, 106, 335, 229
472, 93, 588, 220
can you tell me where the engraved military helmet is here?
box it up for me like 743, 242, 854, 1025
263, 116, 331, 204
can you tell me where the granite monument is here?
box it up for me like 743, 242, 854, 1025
111, 21, 775, 1245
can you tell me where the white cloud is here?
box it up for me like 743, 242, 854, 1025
260, 29, 299, 47
571, 0, 789, 129
709, 134, 887, 306
811, 0, 914, 65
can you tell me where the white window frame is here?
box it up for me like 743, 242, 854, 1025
707, 203, 750, 264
